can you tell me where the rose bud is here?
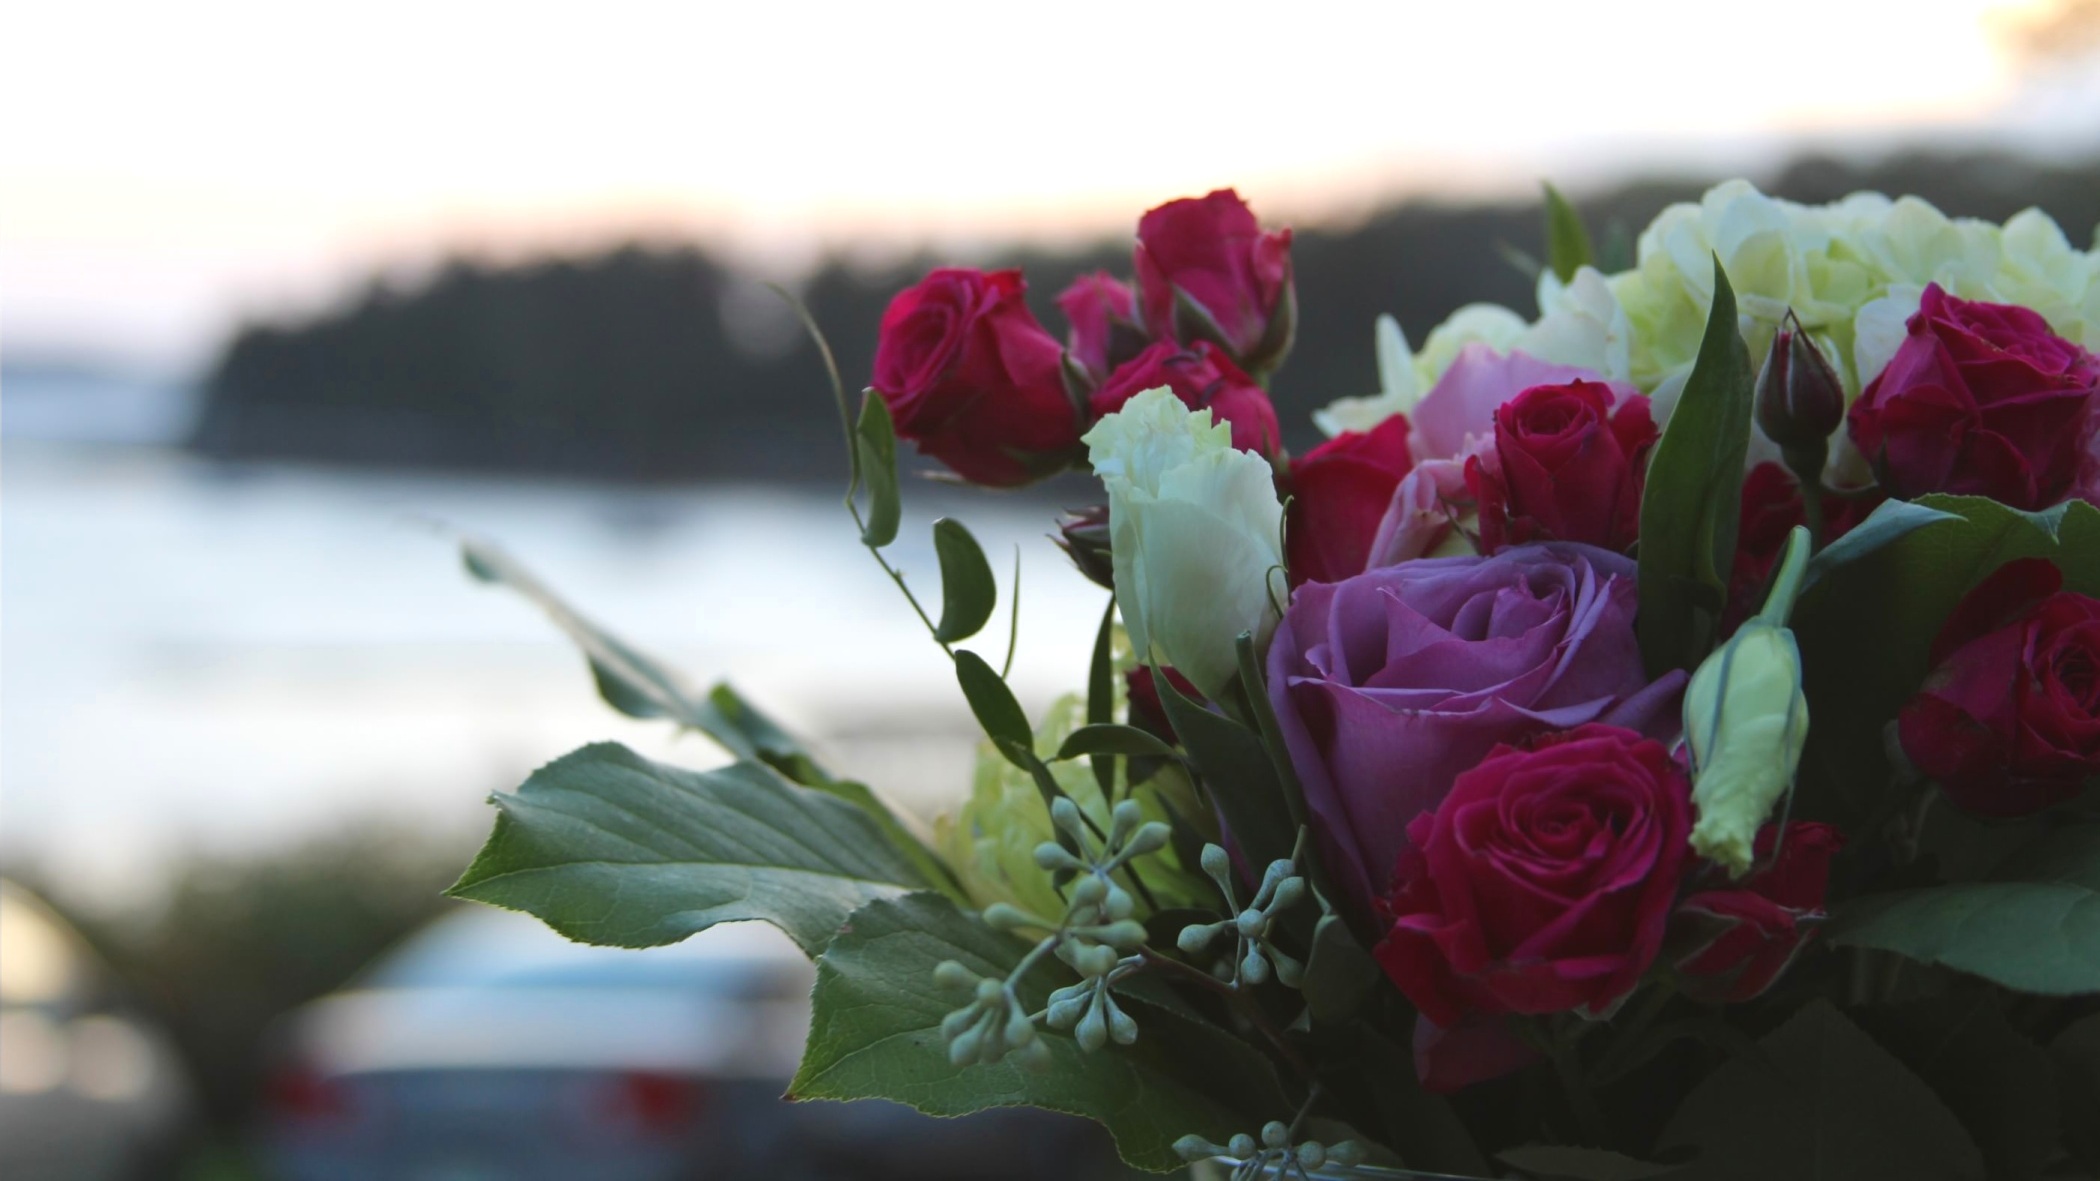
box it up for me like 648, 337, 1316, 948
1673, 821, 1845, 1005
1053, 505, 1115, 590
1898, 557, 2100, 818
1056, 272, 1147, 384
1686, 530, 1811, 877
1374, 724, 1693, 1026
1466, 380, 1657, 553
1090, 340, 1281, 457
1134, 189, 1295, 375
1847, 283, 2100, 510
1126, 666, 1199, 745
1755, 314, 1846, 450
1284, 416, 1414, 586
871, 267, 1084, 488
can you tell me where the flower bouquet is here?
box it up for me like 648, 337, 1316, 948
450, 184, 2100, 1179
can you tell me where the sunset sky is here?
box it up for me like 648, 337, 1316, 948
3, 0, 2094, 371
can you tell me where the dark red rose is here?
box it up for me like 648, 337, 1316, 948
1285, 417, 1414, 586
1898, 558, 2100, 817
1466, 380, 1657, 553
1126, 666, 1199, 744
1847, 283, 2100, 510
1134, 189, 1295, 373
1373, 724, 1692, 1027
1724, 463, 1879, 633
1056, 272, 1145, 383
1673, 821, 1845, 1004
870, 267, 1082, 487
1090, 340, 1280, 456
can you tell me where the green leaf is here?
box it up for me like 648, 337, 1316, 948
2052, 1014, 2100, 1173
1852, 994, 2060, 1181
1055, 723, 1179, 762
1827, 823, 2100, 996
931, 518, 996, 643
1799, 498, 1959, 594
1657, 999, 1985, 1181
1542, 182, 1595, 283
1300, 912, 1381, 1026
1152, 669, 1296, 874
788, 892, 1285, 1173
1637, 258, 1754, 677
449, 743, 929, 956
856, 391, 901, 548
953, 649, 1032, 767
1499, 1145, 1686, 1180
1087, 598, 1117, 795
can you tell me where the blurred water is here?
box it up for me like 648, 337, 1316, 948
1, 377, 1110, 908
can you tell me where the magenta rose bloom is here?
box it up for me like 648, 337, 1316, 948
1673, 821, 1845, 1005
1898, 558, 2100, 817
1286, 416, 1415, 586
1467, 380, 1656, 554
1134, 189, 1295, 373
1089, 340, 1281, 456
1056, 271, 1145, 383
1847, 283, 2100, 510
1266, 544, 1686, 917
1374, 724, 1692, 1026
870, 267, 1082, 487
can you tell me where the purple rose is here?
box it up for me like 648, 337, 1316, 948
1266, 544, 1686, 919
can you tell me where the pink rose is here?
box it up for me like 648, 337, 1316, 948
1134, 189, 1295, 373
1847, 283, 2100, 510
1089, 340, 1280, 456
1374, 724, 1692, 1026
1055, 272, 1145, 384
870, 268, 1083, 487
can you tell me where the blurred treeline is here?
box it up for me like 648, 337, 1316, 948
10, 824, 472, 1149
191, 151, 2100, 481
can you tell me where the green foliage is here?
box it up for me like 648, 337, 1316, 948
1797, 498, 1959, 594
1298, 912, 1381, 1026
2053, 1014, 2100, 1173
855, 390, 901, 547
1152, 669, 1298, 875
789, 892, 1286, 1173
1657, 1000, 1984, 1181
1636, 258, 1753, 677
1541, 183, 1595, 283
1087, 600, 1118, 793
953, 649, 1034, 766
1054, 724, 1180, 762
931, 518, 997, 642
1499, 1145, 1686, 1180
1827, 823, 2100, 996
450, 743, 930, 955
1852, 993, 2061, 1181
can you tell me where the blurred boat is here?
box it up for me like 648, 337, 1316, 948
0, 880, 194, 1180
259, 903, 1122, 1181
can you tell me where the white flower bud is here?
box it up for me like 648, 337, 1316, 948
1686, 619, 1808, 876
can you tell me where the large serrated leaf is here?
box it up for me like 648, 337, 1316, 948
1657, 999, 1984, 1181
931, 518, 997, 643
450, 743, 929, 956
1637, 258, 1753, 677
1827, 823, 2100, 996
788, 892, 1285, 1173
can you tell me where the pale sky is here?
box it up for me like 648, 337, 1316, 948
1, 0, 2094, 371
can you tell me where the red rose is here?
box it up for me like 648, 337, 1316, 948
1089, 340, 1280, 456
1374, 724, 1692, 1027
1285, 416, 1414, 585
1466, 380, 1657, 553
870, 268, 1082, 487
1673, 821, 1845, 1005
1847, 283, 2100, 510
1134, 189, 1295, 373
1056, 272, 1145, 383
1898, 558, 2100, 817
1126, 666, 1199, 745
1724, 463, 1878, 633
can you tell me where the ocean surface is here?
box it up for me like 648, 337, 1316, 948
1, 373, 1111, 908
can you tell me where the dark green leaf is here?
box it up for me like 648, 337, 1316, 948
1499, 1145, 1686, 1180
930, 518, 996, 643
1236, 632, 1310, 835
2052, 1014, 2100, 1173
1852, 993, 2060, 1181
1153, 669, 1296, 873
1542, 182, 1595, 283
788, 892, 1284, 1173
1054, 723, 1179, 762
856, 391, 901, 548
1799, 498, 1960, 594
449, 743, 929, 956
1637, 258, 1754, 677
1657, 999, 1985, 1181
1300, 913, 1381, 1026
953, 649, 1032, 766
1087, 598, 1116, 794
1827, 823, 2100, 996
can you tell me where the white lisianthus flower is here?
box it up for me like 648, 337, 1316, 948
1413, 303, 1529, 383
1085, 388, 1286, 700
1528, 265, 1634, 384
1992, 208, 2100, 351
1314, 314, 1419, 436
